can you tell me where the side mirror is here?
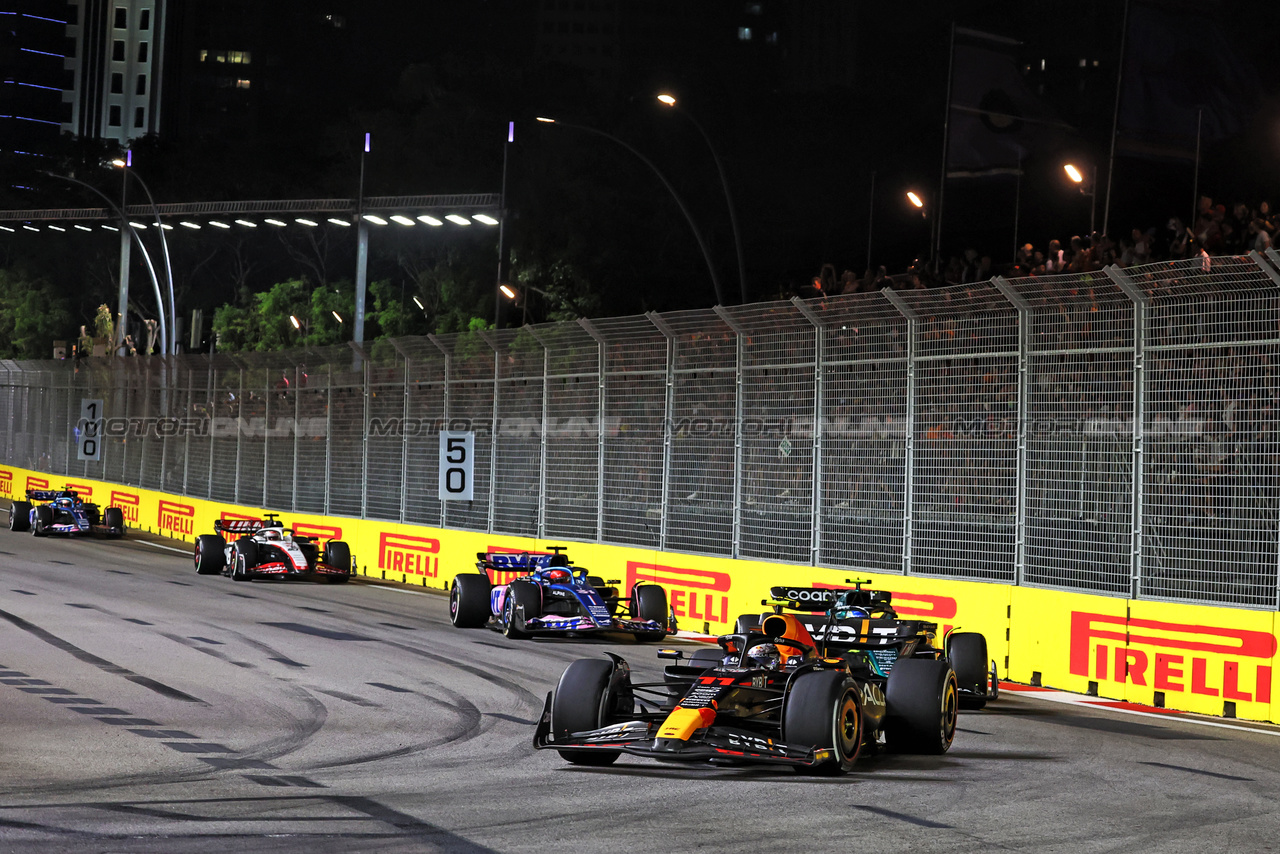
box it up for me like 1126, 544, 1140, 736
656, 649, 684, 660
606, 578, 621, 585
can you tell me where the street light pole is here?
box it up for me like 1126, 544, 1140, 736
495, 121, 512, 329
657, 94, 746, 304
536, 116, 725, 306
45, 171, 168, 356
114, 154, 176, 356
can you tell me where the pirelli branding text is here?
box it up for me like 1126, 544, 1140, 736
109, 491, 141, 524
157, 500, 195, 537
1070, 612, 1276, 704
627, 561, 730, 625
0, 469, 14, 498
378, 532, 440, 577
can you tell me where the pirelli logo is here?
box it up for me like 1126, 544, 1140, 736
1070, 611, 1276, 703
627, 561, 730, 624
378, 532, 440, 577
157, 500, 195, 537
65, 483, 93, 501
295, 522, 343, 541
109, 491, 140, 524
25, 476, 49, 492
0, 469, 11, 498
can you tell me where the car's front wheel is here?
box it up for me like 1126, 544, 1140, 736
450, 574, 492, 628
32, 505, 52, 537
502, 580, 540, 639
194, 534, 226, 575
9, 501, 31, 532
551, 659, 624, 766
784, 670, 863, 774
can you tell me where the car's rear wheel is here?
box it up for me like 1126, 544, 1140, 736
784, 670, 863, 774
9, 501, 31, 532
884, 658, 959, 754
450, 574, 492, 628
503, 580, 540, 639
948, 632, 989, 710
631, 584, 668, 641
194, 534, 226, 575
551, 659, 623, 766
103, 507, 125, 536
32, 505, 52, 537
324, 540, 351, 582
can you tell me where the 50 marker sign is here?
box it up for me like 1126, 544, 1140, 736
438, 431, 474, 501
77, 398, 104, 462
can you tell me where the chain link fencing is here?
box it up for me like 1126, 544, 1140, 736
5, 252, 1280, 609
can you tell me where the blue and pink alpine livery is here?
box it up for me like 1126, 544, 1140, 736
449, 547, 674, 641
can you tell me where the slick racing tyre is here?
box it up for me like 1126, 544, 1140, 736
947, 632, 990, 710
884, 658, 959, 755
103, 506, 125, 536
503, 580, 541, 639
551, 659, 623, 766
32, 504, 52, 537
783, 671, 863, 775
631, 584, 668, 641
9, 501, 31, 532
450, 574, 492, 628
194, 534, 227, 575
324, 541, 352, 582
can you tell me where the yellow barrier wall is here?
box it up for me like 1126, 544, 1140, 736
3, 463, 1276, 724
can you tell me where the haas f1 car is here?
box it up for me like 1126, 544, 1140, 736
9, 489, 126, 537
193, 514, 352, 583
450, 547, 675, 641
534, 580, 998, 774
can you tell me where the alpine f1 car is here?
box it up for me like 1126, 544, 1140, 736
534, 580, 996, 774
193, 513, 352, 582
449, 547, 675, 641
8, 489, 126, 537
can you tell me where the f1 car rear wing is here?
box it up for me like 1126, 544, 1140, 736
476, 551, 562, 571
767, 585, 892, 612
216, 518, 267, 535
27, 489, 79, 502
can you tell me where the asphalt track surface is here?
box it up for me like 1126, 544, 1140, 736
1, 527, 1280, 853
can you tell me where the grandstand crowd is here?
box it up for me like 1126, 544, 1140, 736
800, 194, 1277, 297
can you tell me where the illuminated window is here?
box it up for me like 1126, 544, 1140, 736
108, 105, 121, 126
738, 27, 752, 41
227, 50, 251, 64
1078, 57, 1086, 67
137, 42, 148, 62
199, 49, 207, 61
234, 79, 250, 89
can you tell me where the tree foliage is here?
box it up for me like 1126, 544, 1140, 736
0, 268, 73, 360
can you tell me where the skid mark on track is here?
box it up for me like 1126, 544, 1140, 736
0, 608, 203, 703
1140, 760, 1254, 781
853, 804, 952, 828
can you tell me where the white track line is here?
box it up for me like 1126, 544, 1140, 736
1006, 686, 1280, 737
135, 540, 190, 555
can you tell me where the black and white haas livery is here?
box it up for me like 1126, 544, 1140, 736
9, 488, 125, 537
193, 513, 351, 583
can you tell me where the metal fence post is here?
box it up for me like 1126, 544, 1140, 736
291, 365, 301, 512
712, 306, 746, 560
234, 364, 245, 503
479, 330, 503, 536
993, 277, 1031, 586
1106, 265, 1148, 600
429, 334, 452, 529
324, 364, 333, 516
578, 319, 608, 542
387, 340, 413, 524
647, 311, 676, 552
882, 289, 919, 575
791, 297, 826, 566
183, 367, 193, 496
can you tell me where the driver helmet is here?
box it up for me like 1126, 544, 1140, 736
262, 529, 282, 541
745, 643, 782, 670
546, 568, 571, 584
56, 497, 73, 507
835, 605, 870, 621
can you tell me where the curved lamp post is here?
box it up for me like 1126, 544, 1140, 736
44, 171, 168, 356
113, 155, 177, 356
536, 116, 724, 306
656, 93, 746, 304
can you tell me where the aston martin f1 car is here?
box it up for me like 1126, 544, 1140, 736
534, 581, 992, 774
8, 489, 126, 537
193, 514, 351, 582
449, 547, 675, 641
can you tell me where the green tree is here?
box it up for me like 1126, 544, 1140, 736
0, 268, 73, 360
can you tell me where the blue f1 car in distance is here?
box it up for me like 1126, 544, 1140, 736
8, 489, 126, 537
449, 547, 675, 641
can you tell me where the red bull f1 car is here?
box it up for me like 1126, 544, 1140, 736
449, 547, 675, 641
193, 513, 351, 582
534, 580, 997, 774
8, 489, 126, 537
